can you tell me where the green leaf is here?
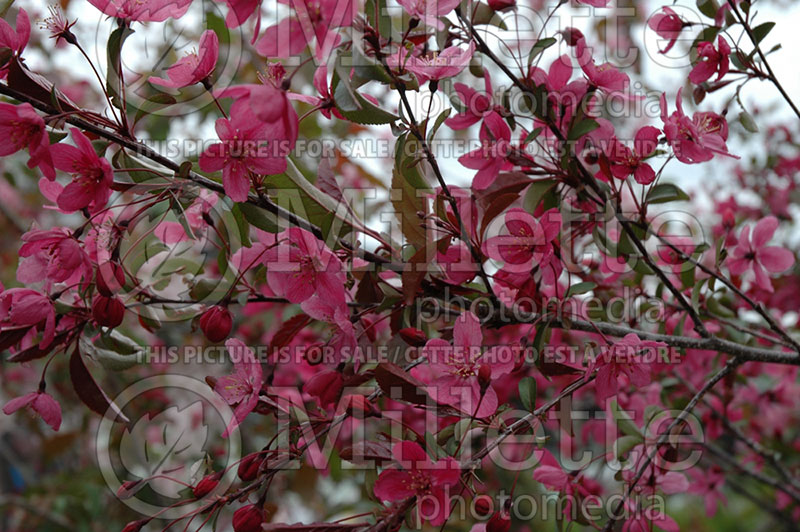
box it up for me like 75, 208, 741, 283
106, 25, 135, 110
752, 22, 775, 45
523, 127, 543, 144
427, 108, 451, 142
609, 399, 642, 438
392, 133, 432, 249
696, 0, 718, 19
518, 377, 537, 412
646, 183, 690, 204
739, 110, 758, 132
567, 119, 599, 141
527, 37, 557, 66
331, 68, 398, 125
566, 281, 597, 297
472, 2, 508, 29
522, 178, 557, 213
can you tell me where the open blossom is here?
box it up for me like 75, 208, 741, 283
215, 83, 299, 150
0, 288, 56, 349
606, 126, 661, 184
0, 102, 54, 179
660, 88, 737, 164
264, 227, 347, 306
374, 441, 460, 526
0, 8, 30, 76
397, 0, 461, 30
405, 43, 476, 83
88, 0, 192, 23
149, 30, 219, 88
18, 228, 92, 289
217, 0, 260, 28
199, 105, 289, 202
689, 36, 731, 84
420, 312, 515, 418
50, 128, 113, 213
533, 450, 602, 518
457, 111, 512, 190
288, 65, 341, 120
648, 6, 684, 54
3, 390, 62, 431
576, 38, 630, 94
215, 339, 263, 438
483, 208, 561, 273
447, 68, 502, 130
727, 216, 794, 292
587, 333, 666, 402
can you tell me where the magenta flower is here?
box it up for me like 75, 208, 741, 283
373, 441, 460, 526
264, 227, 347, 306
0, 102, 54, 179
458, 111, 512, 190
396, 0, 461, 30
199, 105, 290, 202
587, 334, 665, 402
217, 0, 260, 28
660, 89, 737, 164
0, 288, 56, 349
483, 208, 561, 273
727, 216, 795, 292
149, 30, 219, 88
576, 38, 630, 94
648, 6, 684, 54
288, 65, 341, 120
18, 228, 92, 289
446, 68, 500, 130
50, 128, 113, 213
215, 83, 299, 151
689, 36, 731, 85
607, 126, 660, 184
405, 43, 475, 84
215, 338, 263, 438
3, 390, 62, 431
421, 311, 515, 418
88, 0, 192, 23
0, 8, 30, 77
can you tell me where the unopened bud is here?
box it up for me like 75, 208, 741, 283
477, 364, 492, 393
399, 327, 427, 347
92, 294, 125, 328
486, 512, 511, 532
192, 472, 221, 498
238, 452, 263, 482
346, 394, 377, 417
474, 494, 494, 516
488, 0, 516, 12
199, 305, 233, 343
96, 261, 125, 296
233, 504, 264, 532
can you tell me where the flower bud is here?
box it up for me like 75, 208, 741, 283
477, 364, 492, 393
346, 394, 377, 417
486, 511, 511, 532
473, 494, 494, 516
199, 305, 233, 343
398, 327, 427, 347
238, 452, 263, 482
560, 27, 584, 46
121, 520, 148, 532
96, 261, 125, 296
488, 0, 516, 11
93, 294, 125, 328
232, 504, 264, 532
192, 471, 221, 498
117, 479, 142, 499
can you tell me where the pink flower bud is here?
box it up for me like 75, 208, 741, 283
192, 471, 221, 498
488, 0, 516, 11
474, 495, 494, 516
398, 327, 427, 347
92, 294, 125, 328
96, 261, 125, 296
486, 512, 511, 532
232, 504, 264, 532
238, 452, 263, 481
199, 305, 233, 343
121, 520, 148, 532
478, 364, 492, 392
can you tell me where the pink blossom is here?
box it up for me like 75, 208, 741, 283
215, 83, 299, 150
606, 126, 660, 184
50, 128, 113, 213
88, 0, 192, 22
214, 338, 263, 438
264, 227, 347, 306
0, 102, 54, 179
149, 30, 219, 88
576, 0, 609, 6
18, 228, 92, 289
727, 216, 794, 292
0, 288, 56, 349
660, 88, 737, 163
373, 441, 460, 526
533, 450, 602, 518
457, 111, 512, 190
420, 311, 515, 418
688, 466, 727, 516
446, 68, 501, 130
0, 8, 30, 77
483, 208, 561, 273
198, 105, 290, 202
436, 241, 477, 284
396, 0, 461, 30
217, 0, 260, 28
405, 43, 476, 83
576, 38, 630, 94
303, 369, 343, 407
587, 334, 665, 402
3, 390, 62, 431
689, 36, 731, 84
288, 65, 341, 120
647, 7, 684, 54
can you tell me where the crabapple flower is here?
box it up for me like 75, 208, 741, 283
0, 8, 30, 76
397, 0, 461, 30
18, 228, 92, 289
405, 43, 476, 83
3, 390, 62, 431
0, 288, 56, 349
648, 6, 684, 54
576, 38, 630, 94
420, 311, 515, 418
446, 68, 501, 130
727, 216, 794, 292
87, 0, 192, 23
50, 128, 113, 213
660, 88, 736, 163
215, 83, 299, 150
483, 208, 561, 273
199, 305, 233, 343
264, 227, 347, 306
587, 333, 666, 402
217, 0, 260, 28
689, 36, 731, 84
606, 126, 660, 184
373, 441, 460, 526
149, 30, 219, 88
215, 339, 263, 438
199, 105, 290, 202
457, 111, 512, 190
287, 65, 341, 120
0, 102, 54, 179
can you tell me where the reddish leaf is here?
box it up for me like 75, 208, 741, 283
374, 362, 429, 405
474, 172, 532, 210
268, 314, 312, 354
69, 348, 129, 423
339, 441, 393, 465
480, 192, 522, 233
